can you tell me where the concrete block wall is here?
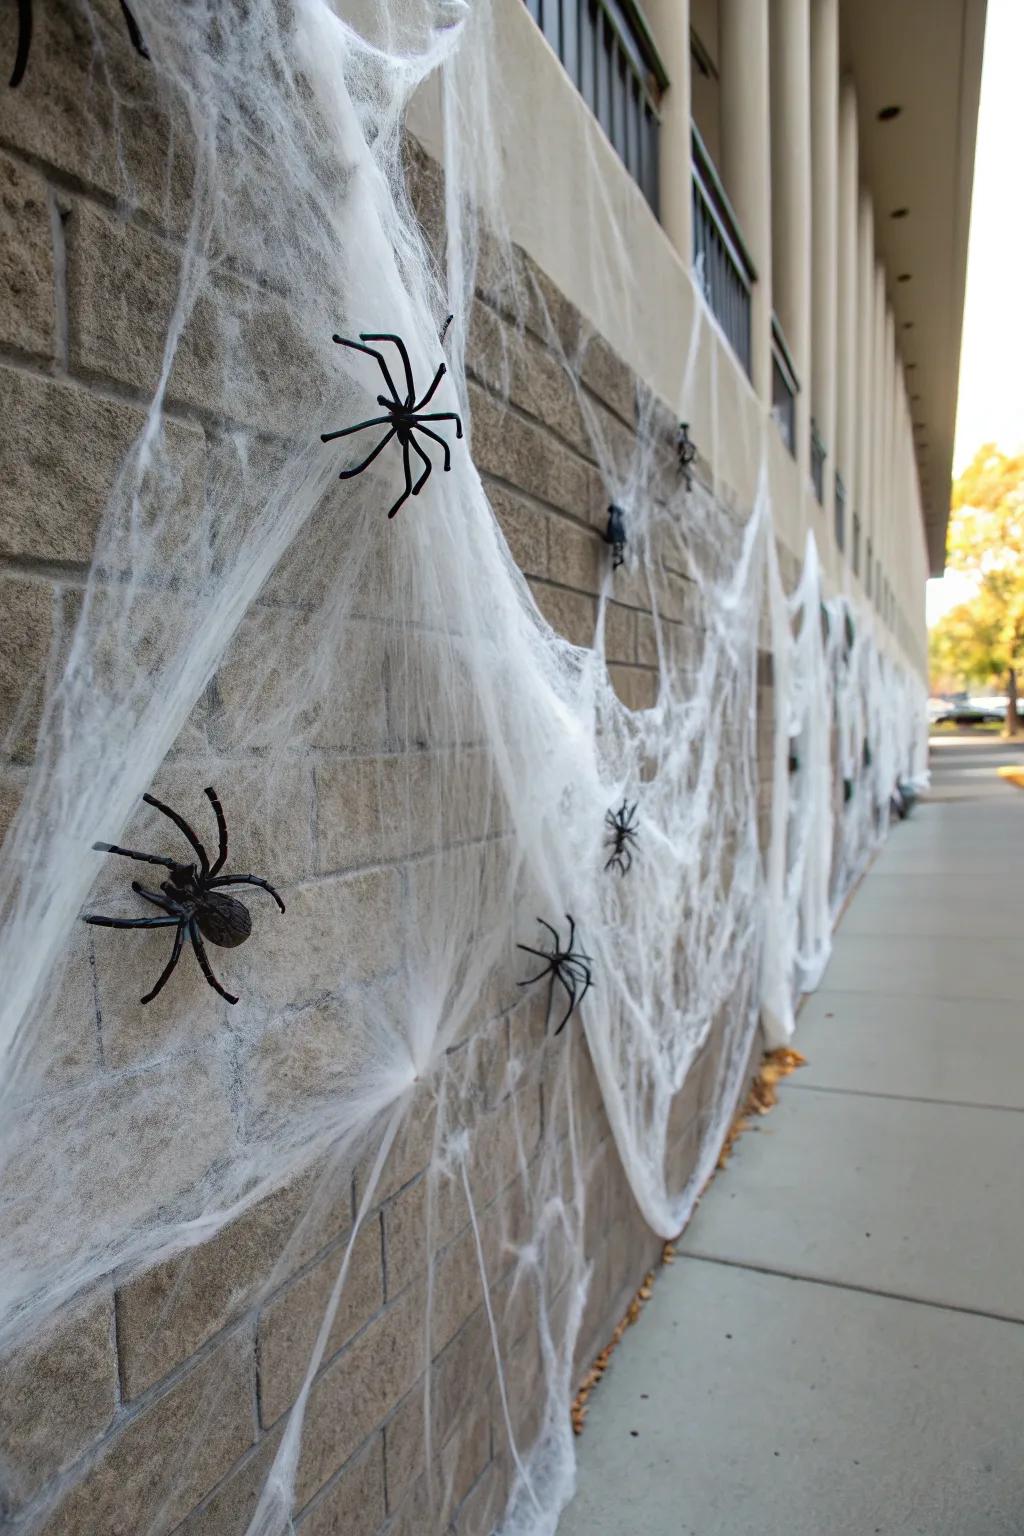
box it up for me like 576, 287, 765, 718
0, 16, 767, 1534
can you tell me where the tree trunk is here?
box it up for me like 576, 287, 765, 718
1005, 668, 1020, 738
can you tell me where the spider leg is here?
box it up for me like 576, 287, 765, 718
361, 332, 414, 406
408, 434, 432, 496
321, 413, 392, 444
414, 411, 464, 440
413, 425, 451, 473
518, 965, 555, 987
142, 793, 209, 877
120, 0, 149, 58
536, 918, 561, 948
92, 841, 178, 871
331, 335, 402, 410
140, 923, 186, 1005
552, 967, 578, 1035
207, 875, 286, 914
336, 427, 397, 481
545, 970, 557, 1031
10, 0, 31, 87
189, 920, 239, 1005
131, 882, 184, 915
564, 914, 576, 952
82, 913, 180, 928
386, 435, 414, 519
413, 362, 446, 412
204, 787, 228, 875
516, 943, 551, 963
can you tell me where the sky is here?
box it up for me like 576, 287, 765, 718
926, 0, 1024, 627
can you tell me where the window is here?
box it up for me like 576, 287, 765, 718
834, 473, 846, 551
810, 420, 826, 504
771, 316, 798, 452
523, 0, 668, 212
692, 125, 755, 375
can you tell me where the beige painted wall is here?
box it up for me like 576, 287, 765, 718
409, 0, 931, 679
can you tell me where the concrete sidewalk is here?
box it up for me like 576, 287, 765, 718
558, 735, 1024, 1536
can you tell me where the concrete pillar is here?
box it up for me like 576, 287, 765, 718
884, 309, 898, 614
810, 0, 839, 524
871, 263, 886, 597
721, 0, 773, 403
769, 0, 812, 476
854, 191, 874, 588
646, 0, 693, 266
836, 79, 858, 524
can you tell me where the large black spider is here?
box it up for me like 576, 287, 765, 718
517, 914, 594, 1035
9, 0, 147, 89
321, 323, 463, 519
604, 799, 638, 875
82, 787, 284, 1006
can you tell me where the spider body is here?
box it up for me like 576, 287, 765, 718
158, 871, 253, 948
604, 799, 639, 875
677, 422, 697, 489
9, 0, 147, 88
83, 787, 284, 1005
604, 504, 627, 570
321, 324, 463, 519
517, 914, 594, 1035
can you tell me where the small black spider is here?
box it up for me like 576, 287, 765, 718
677, 422, 697, 490
9, 0, 147, 89
82, 787, 284, 1005
604, 799, 638, 875
604, 504, 627, 570
843, 609, 856, 654
321, 321, 463, 519
517, 914, 594, 1035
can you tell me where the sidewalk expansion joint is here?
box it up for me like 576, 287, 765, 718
681, 1252, 1024, 1327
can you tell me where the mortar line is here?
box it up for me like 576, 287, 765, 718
681, 1252, 1024, 1328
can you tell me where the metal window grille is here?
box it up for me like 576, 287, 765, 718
810, 419, 826, 504
834, 472, 846, 551
771, 316, 799, 454
691, 124, 756, 377
523, 0, 667, 213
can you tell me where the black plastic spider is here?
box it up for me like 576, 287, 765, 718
82, 787, 285, 1006
677, 421, 697, 489
9, 0, 147, 88
604, 504, 627, 570
321, 322, 463, 519
517, 914, 594, 1035
604, 799, 639, 875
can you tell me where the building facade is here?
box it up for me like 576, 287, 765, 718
0, 1, 982, 1534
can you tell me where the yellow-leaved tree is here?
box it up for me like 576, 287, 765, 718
930, 444, 1024, 735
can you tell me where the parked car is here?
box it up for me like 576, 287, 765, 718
929, 693, 1008, 725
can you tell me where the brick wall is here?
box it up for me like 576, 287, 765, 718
0, 13, 768, 1532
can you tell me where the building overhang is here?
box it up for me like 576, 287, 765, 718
839, 0, 986, 576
